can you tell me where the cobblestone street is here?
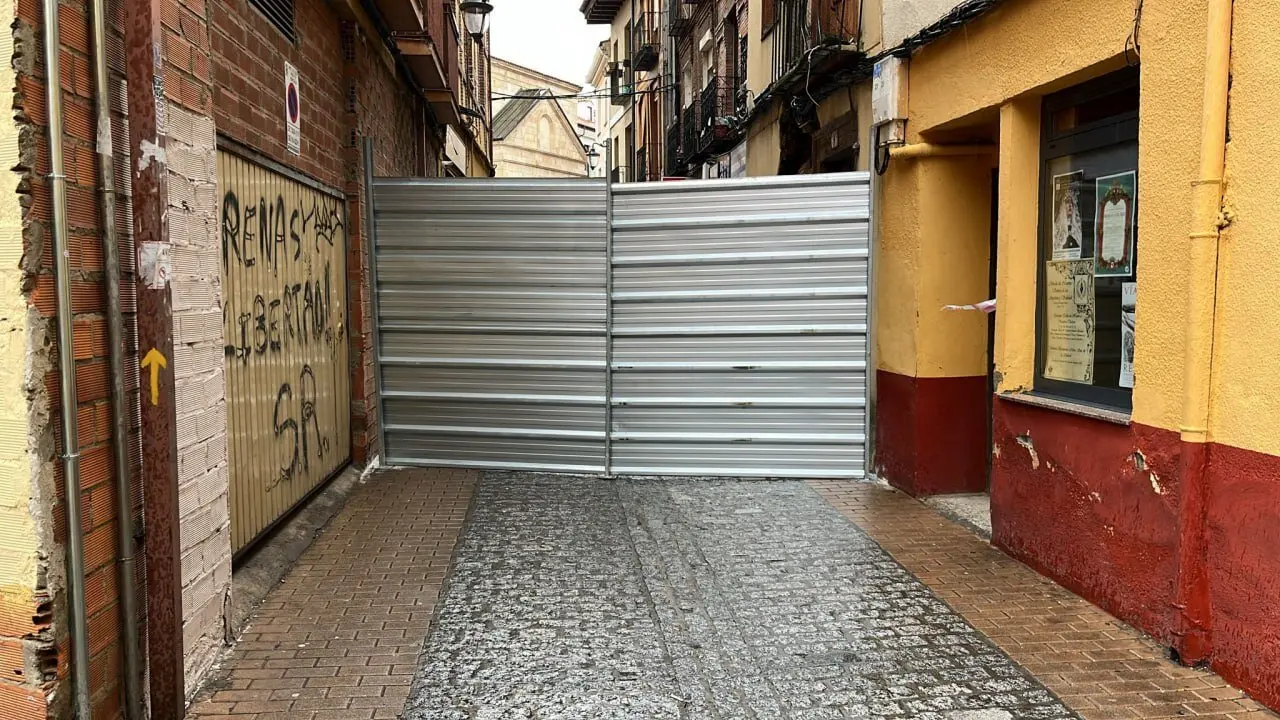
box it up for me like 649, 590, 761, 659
187, 469, 1276, 720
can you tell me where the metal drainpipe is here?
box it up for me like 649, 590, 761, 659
1174, 0, 1233, 667
89, 0, 143, 714
42, 0, 91, 716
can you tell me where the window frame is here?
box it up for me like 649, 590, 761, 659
1032, 67, 1140, 411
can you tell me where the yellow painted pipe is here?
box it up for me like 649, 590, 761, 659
1174, 0, 1233, 667
889, 143, 997, 159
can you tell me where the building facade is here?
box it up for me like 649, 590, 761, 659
0, 0, 490, 718
742, 0, 867, 178
490, 59, 593, 178
870, 0, 1280, 712
582, 0, 668, 183
664, 0, 751, 179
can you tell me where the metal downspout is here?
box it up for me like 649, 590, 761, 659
88, 0, 143, 714
1174, 0, 1233, 666
42, 0, 91, 717
603, 141, 615, 476
864, 160, 879, 475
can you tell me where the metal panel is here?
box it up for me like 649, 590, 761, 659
372, 178, 609, 472
219, 150, 352, 554
369, 172, 869, 479
609, 173, 870, 478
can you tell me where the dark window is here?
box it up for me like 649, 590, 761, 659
250, 0, 298, 43
762, 0, 778, 37
1034, 67, 1140, 410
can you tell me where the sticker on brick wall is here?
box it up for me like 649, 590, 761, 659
138, 241, 171, 289
285, 62, 301, 156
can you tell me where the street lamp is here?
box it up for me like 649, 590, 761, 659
460, 0, 493, 41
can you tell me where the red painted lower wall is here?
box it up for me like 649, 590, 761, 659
882, 392, 1280, 711
875, 370, 989, 496
1205, 442, 1280, 710
990, 397, 1181, 643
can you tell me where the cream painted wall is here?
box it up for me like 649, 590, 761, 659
492, 57, 588, 139
494, 101, 589, 178
882, 0, 963, 49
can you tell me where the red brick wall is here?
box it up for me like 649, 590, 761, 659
8, 0, 436, 711
211, 0, 346, 187
210, 0, 438, 466
12, 0, 143, 714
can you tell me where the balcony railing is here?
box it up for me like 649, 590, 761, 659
632, 12, 662, 72
770, 0, 860, 83
696, 76, 743, 157
681, 102, 697, 164
772, 0, 813, 84
665, 119, 684, 176
668, 0, 692, 36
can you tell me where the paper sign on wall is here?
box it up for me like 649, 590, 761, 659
1094, 171, 1136, 277
1043, 259, 1096, 384
1051, 171, 1084, 260
1120, 282, 1136, 388
285, 63, 301, 156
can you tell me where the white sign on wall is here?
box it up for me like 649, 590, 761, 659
445, 125, 469, 172
285, 63, 301, 155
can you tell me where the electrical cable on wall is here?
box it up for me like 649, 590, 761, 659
493, 79, 676, 102
1125, 0, 1144, 66
873, 124, 891, 175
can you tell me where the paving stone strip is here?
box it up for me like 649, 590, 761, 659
405, 473, 1078, 720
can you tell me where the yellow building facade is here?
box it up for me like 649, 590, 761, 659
871, 0, 1280, 710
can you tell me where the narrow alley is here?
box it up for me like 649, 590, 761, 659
184, 469, 1271, 720
6, 0, 1280, 717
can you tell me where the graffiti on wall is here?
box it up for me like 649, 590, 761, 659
219, 151, 351, 552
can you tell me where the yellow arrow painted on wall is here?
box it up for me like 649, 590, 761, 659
141, 348, 167, 406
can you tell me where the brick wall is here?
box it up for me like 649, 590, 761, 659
163, 0, 231, 691
7, 0, 143, 715
344, 20, 440, 465
1, 0, 439, 713
211, 1, 437, 470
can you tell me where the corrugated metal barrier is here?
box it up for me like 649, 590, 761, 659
370, 172, 869, 478
610, 174, 868, 477
372, 179, 609, 472
219, 150, 352, 553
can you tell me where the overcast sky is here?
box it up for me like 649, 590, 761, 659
490, 1, 611, 87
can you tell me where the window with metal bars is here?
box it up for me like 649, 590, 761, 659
250, 0, 298, 43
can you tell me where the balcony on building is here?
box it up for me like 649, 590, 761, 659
379, 0, 463, 126
609, 61, 633, 106
632, 11, 662, 72
668, 0, 693, 36
665, 110, 685, 176
693, 75, 744, 160
769, 0, 863, 90
635, 146, 649, 182
580, 0, 626, 23
681, 101, 697, 168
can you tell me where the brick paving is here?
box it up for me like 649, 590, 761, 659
184, 468, 1277, 720
406, 474, 1076, 719
185, 467, 476, 720
813, 480, 1277, 720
